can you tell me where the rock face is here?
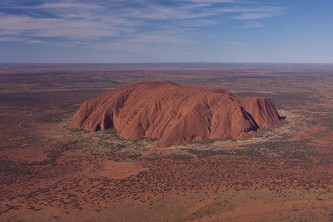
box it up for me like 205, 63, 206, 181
69, 81, 281, 147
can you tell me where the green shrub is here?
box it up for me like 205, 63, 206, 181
103, 127, 117, 135
69, 128, 83, 132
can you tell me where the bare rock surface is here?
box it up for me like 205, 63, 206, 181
69, 81, 281, 147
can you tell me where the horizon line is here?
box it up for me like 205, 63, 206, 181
1, 62, 333, 66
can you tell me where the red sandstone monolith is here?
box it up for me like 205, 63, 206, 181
69, 81, 281, 147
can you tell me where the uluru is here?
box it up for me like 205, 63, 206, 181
69, 81, 281, 147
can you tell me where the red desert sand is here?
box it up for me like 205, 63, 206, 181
69, 81, 281, 147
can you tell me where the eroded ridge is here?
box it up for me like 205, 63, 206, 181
69, 81, 281, 147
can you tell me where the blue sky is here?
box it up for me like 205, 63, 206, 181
0, 0, 333, 63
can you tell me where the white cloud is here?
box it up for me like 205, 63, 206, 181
36, 3, 102, 10
0, 36, 42, 43
0, 14, 120, 38
243, 21, 263, 28
234, 12, 274, 20
0, 0, 287, 46
231, 6, 286, 20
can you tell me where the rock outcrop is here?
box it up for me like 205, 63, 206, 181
69, 81, 281, 147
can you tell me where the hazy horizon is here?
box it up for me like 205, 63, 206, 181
1, 62, 333, 65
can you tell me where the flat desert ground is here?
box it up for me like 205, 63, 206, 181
0, 64, 332, 221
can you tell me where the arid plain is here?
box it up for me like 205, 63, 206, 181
0, 64, 332, 221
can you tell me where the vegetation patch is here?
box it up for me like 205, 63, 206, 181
193, 139, 215, 145
103, 127, 117, 135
